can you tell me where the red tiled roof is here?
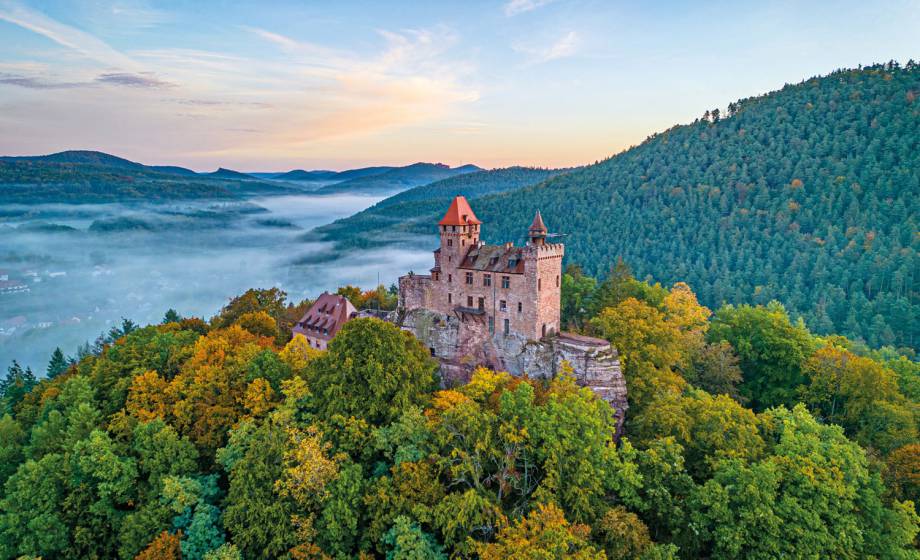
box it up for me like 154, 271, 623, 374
529, 210, 547, 233
438, 195, 481, 226
292, 292, 357, 341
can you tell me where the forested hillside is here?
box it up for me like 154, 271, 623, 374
0, 160, 292, 203
1, 275, 918, 559
316, 166, 565, 248
317, 162, 481, 195
338, 63, 919, 349
482, 63, 919, 348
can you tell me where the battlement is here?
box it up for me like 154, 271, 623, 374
525, 242, 564, 257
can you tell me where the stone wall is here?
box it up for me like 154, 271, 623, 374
398, 273, 433, 312
398, 308, 627, 436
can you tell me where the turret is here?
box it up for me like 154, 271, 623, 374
439, 195, 481, 250
529, 210, 547, 246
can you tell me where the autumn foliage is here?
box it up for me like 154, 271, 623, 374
0, 277, 918, 559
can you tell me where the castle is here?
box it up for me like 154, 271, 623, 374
398, 196, 628, 433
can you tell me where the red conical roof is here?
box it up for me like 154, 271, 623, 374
438, 195, 481, 226
529, 210, 547, 234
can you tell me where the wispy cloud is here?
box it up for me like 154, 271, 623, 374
0, 72, 85, 89
107, 1, 171, 29
504, 0, 556, 16
96, 72, 174, 88
0, 71, 174, 90
513, 30, 580, 64
0, 1, 139, 69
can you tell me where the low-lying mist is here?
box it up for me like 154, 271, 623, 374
0, 193, 433, 372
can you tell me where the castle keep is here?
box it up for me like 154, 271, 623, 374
398, 196, 628, 433
401, 196, 563, 340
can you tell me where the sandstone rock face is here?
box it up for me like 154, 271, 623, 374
398, 308, 628, 436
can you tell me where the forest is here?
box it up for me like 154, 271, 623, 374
334, 63, 919, 350
0, 264, 918, 559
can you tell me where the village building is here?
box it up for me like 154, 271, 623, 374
398, 196, 629, 433
292, 292, 357, 350
0, 270, 30, 295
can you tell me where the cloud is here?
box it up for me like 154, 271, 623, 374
95, 72, 174, 88
504, 0, 556, 16
107, 1, 171, 29
0, 1, 139, 69
513, 30, 580, 64
0, 70, 177, 90
244, 27, 300, 51
0, 72, 85, 89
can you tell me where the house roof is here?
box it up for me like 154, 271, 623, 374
438, 195, 481, 226
292, 292, 357, 341
458, 244, 525, 274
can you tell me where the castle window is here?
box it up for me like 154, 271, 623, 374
542, 324, 547, 337
504, 318, 510, 335
447, 239, 452, 247
448, 293, 452, 303
501, 276, 510, 289
518, 302, 522, 313
483, 274, 491, 287
478, 297, 484, 310
556, 275, 560, 287
433, 272, 439, 281
538, 279, 542, 291
489, 315, 494, 334
499, 300, 507, 312
467, 296, 474, 307
465, 272, 473, 285
448, 274, 452, 283
430, 347, 436, 357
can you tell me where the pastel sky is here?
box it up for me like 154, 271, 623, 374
0, 1, 917, 171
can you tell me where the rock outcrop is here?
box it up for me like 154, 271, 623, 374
398, 308, 628, 436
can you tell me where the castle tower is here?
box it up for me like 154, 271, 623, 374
429, 195, 481, 314
522, 209, 564, 339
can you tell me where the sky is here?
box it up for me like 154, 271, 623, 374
0, 1, 917, 171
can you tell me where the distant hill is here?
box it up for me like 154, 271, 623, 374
2, 151, 197, 177
207, 168, 258, 180
0, 152, 291, 203
272, 169, 340, 181
332, 166, 397, 182
457, 63, 918, 349
1, 150, 145, 170
318, 162, 482, 194
149, 165, 197, 176
315, 166, 565, 246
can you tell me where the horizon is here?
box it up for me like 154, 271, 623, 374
1, 1, 918, 171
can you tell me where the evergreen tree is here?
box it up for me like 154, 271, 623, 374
46, 348, 68, 379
